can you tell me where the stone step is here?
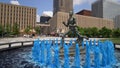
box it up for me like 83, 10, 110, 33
59, 45, 86, 57
59, 50, 86, 57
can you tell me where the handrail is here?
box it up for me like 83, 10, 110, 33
0, 41, 34, 51
114, 43, 120, 49
0, 41, 34, 45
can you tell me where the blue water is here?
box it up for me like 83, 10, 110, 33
0, 41, 120, 68
32, 39, 117, 68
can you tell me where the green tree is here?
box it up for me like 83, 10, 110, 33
77, 27, 99, 38
0, 24, 3, 36
90, 27, 99, 37
77, 26, 85, 35
112, 28, 120, 38
12, 23, 20, 35
24, 26, 31, 34
5, 24, 11, 36
84, 28, 93, 37
35, 26, 41, 35
99, 27, 112, 38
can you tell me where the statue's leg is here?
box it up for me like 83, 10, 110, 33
62, 30, 70, 44
75, 30, 83, 44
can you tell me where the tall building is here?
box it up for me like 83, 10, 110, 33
53, 0, 73, 15
0, 3, 36, 32
92, 0, 120, 20
114, 15, 120, 29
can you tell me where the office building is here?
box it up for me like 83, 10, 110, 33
92, 0, 120, 20
114, 15, 120, 29
53, 0, 73, 15
0, 3, 36, 32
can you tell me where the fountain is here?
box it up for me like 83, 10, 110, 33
84, 41, 90, 68
53, 39, 60, 68
32, 39, 41, 62
32, 11, 116, 68
94, 45, 100, 68
64, 43, 70, 68
46, 40, 52, 67
32, 39, 116, 68
74, 43, 80, 68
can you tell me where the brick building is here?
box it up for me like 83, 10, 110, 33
76, 10, 92, 16
49, 12, 114, 33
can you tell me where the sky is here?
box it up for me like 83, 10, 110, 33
0, 0, 119, 22
0, 0, 96, 15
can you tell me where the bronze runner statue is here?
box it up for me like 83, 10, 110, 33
62, 11, 88, 44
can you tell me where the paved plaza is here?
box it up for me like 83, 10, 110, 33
0, 37, 107, 43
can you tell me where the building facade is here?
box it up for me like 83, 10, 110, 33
40, 16, 51, 24
53, 0, 73, 15
114, 15, 120, 29
36, 23, 50, 35
0, 3, 36, 32
49, 12, 114, 33
92, 0, 120, 20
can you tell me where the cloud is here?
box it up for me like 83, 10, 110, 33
108, 0, 119, 1
108, 0, 120, 2
87, 0, 120, 4
73, 0, 120, 6
42, 11, 53, 17
10, 0, 20, 5
73, 0, 87, 6
87, 0, 96, 4
36, 15, 40, 22
73, 0, 97, 6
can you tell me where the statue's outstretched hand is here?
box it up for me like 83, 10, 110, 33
63, 22, 68, 27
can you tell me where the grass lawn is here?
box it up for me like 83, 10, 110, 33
101, 38, 120, 44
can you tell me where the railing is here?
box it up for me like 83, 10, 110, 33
0, 38, 77, 51
0, 41, 34, 51
0, 39, 119, 52
114, 43, 120, 49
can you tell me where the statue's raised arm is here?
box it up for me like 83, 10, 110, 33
63, 11, 76, 27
